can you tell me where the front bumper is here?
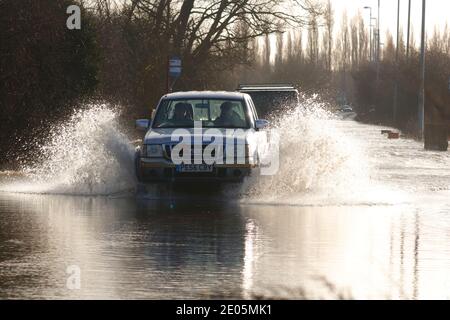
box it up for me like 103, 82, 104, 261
136, 157, 255, 183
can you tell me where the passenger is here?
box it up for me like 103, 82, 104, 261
214, 102, 245, 127
171, 103, 193, 125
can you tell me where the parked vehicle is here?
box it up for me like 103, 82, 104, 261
237, 84, 299, 117
337, 105, 357, 121
135, 91, 270, 183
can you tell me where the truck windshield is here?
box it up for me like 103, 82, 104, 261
152, 99, 250, 129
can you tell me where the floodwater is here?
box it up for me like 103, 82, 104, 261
0, 105, 449, 299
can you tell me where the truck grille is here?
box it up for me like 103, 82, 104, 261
163, 144, 247, 163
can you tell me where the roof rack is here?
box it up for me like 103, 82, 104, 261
238, 83, 295, 88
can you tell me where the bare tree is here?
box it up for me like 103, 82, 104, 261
323, 0, 333, 71
358, 12, 368, 64
350, 15, 359, 68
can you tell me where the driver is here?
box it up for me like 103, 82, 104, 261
171, 103, 193, 125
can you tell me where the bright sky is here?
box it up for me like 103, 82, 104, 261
332, 0, 449, 45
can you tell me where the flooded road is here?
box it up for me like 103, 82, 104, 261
0, 114, 449, 299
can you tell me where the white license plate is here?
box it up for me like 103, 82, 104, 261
176, 164, 214, 173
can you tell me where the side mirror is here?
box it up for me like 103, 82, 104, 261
135, 119, 150, 131
255, 119, 270, 130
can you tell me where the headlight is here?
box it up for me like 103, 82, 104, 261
144, 144, 163, 158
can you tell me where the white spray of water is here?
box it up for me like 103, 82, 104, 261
237, 97, 381, 206
0, 105, 136, 195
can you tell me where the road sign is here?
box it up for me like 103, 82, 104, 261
169, 57, 182, 78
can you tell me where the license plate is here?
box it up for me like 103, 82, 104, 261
176, 163, 214, 173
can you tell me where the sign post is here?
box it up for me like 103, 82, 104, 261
167, 56, 182, 93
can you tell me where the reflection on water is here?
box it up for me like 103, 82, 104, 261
0, 194, 247, 299
1, 192, 450, 299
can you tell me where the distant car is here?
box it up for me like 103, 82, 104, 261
237, 84, 299, 117
338, 105, 357, 120
340, 105, 353, 113
134, 91, 270, 183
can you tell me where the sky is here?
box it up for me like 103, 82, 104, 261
332, 0, 449, 44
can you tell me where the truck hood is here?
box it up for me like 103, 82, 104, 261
144, 128, 255, 145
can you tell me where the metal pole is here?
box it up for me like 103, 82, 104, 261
364, 7, 373, 62
166, 55, 170, 93
369, 24, 375, 62
376, 0, 381, 82
393, 0, 400, 123
369, 9, 372, 62
418, 0, 426, 141
370, 26, 373, 62
406, 0, 411, 58
372, 18, 377, 62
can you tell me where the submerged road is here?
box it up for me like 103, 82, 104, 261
0, 120, 449, 299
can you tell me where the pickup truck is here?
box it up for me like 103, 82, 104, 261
134, 91, 270, 183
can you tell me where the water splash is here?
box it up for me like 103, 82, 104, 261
237, 97, 375, 205
0, 105, 136, 195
